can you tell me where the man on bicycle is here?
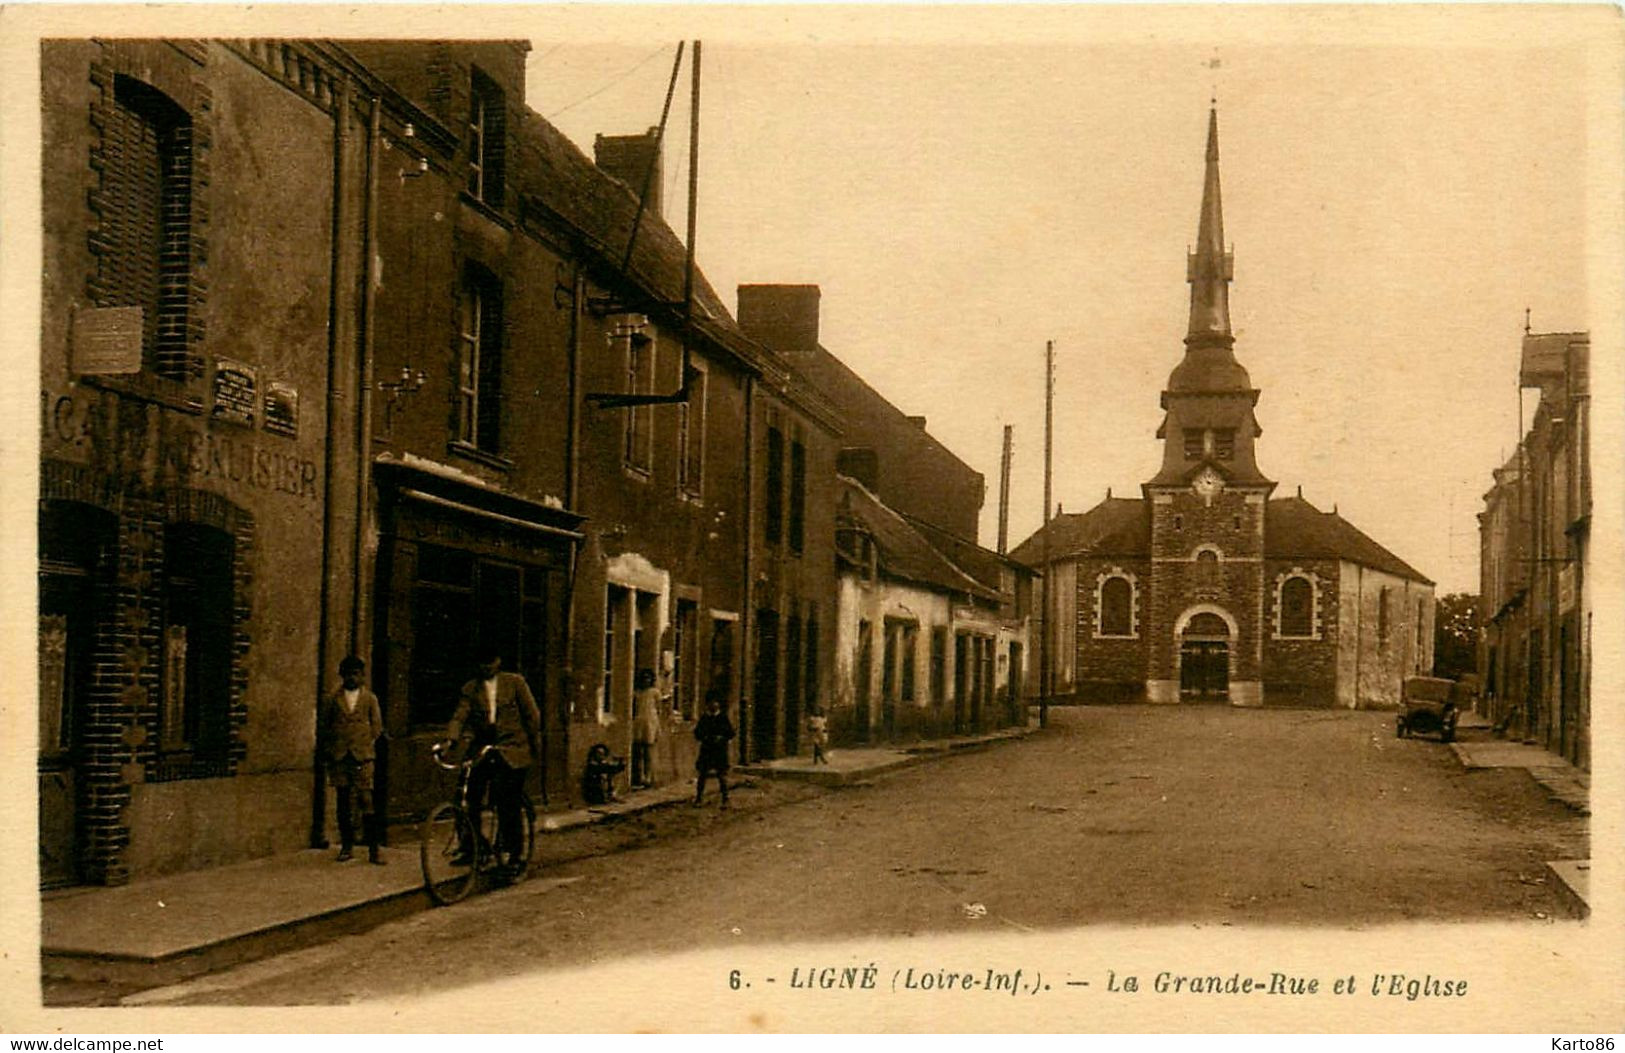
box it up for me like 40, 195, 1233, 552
441, 647, 542, 873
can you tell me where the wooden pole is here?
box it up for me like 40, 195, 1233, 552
1040, 340, 1054, 729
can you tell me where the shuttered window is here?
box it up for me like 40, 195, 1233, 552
102, 75, 194, 380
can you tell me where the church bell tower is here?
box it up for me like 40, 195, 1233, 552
1143, 106, 1274, 706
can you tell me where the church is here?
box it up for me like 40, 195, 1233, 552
1011, 108, 1435, 709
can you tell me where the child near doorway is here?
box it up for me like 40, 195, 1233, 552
806, 705, 830, 765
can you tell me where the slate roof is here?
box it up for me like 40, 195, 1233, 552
1264, 496, 1433, 584
1006, 498, 1151, 566
838, 477, 1000, 601
899, 511, 1036, 595
1006, 493, 1431, 585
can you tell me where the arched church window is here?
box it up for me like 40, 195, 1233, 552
1279, 576, 1313, 637
1099, 577, 1133, 637
1195, 549, 1219, 563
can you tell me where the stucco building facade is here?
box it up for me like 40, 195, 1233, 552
1478, 330, 1590, 769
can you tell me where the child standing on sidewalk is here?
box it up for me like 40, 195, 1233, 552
631, 668, 663, 788
806, 705, 830, 765
693, 690, 735, 808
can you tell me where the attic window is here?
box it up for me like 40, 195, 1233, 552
1183, 429, 1204, 460
466, 69, 506, 207
1213, 429, 1235, 460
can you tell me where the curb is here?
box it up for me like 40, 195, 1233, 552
1544, 859, 1591, 919
44, 883, 431, 987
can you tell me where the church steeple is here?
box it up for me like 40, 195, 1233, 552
1149, 105, 1271, 490
1186, 105, 1234, 347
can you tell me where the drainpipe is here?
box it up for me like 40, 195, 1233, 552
740, 374, 755, 764
1354, 564, 1363, 708
312, 79, 356, 849
556, 265, 587, 806
352, 96, 381, 650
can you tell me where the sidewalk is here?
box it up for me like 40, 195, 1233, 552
738, 722, 1038, 786
42, 722, 1040, 995
1448, 724, 1591, 918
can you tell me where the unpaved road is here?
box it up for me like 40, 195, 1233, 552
116, 705, 1586, 1006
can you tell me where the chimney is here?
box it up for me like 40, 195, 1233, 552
837, 447, 879, 492
594, 127, 662, 215
738, 284, 821, 355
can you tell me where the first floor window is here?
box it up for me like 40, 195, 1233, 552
103, 75, 195, 380
458, 264, 504, 452
161, 523, 233, 757
1099, 576, 1134, 637
1280, 576, 1314, 638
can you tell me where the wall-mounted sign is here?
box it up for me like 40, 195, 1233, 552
264, 381, 299, 438
211, 358, 258, 427
71, 306, 143, 375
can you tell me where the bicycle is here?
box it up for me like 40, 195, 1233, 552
420, 742, 536, 906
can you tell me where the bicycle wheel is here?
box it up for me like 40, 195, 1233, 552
420, 803, 479, 906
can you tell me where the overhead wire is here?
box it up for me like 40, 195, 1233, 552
547, 44, 672, 119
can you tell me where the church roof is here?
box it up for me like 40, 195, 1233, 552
1006, 498, 1150, 566
1005, 493, 1431, 585
1265, 496, 1433, 585
838, 476, 1000, 601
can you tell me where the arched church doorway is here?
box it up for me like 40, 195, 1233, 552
1179, 611, 1230, 701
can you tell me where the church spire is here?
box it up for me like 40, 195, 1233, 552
1186, 105, 1234, 347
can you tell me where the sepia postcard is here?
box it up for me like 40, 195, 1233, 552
2, 2, 1622, 1035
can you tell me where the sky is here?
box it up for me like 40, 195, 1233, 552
521, 8, 1606, 595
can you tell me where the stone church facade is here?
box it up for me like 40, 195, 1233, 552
1012, 109, 1435, 709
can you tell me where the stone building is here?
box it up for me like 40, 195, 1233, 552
37, 38, 1003, 886
39, 40, 366, 885
1010, 109, 1434, 708
1478, 330, 1590, 769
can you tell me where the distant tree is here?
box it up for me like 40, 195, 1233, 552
1433, 592, 1480, 679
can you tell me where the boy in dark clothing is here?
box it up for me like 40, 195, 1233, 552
693, 692, 735, 808
581, 743, 626, 806
318, 656, 386, 864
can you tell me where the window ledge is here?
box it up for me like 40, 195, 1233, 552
623, 464, 651, 483
447, 441, 513, 471
458, 191, 513, 231
82, 372, 204, 415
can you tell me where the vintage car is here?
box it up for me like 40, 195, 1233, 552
1396, 676, 1461, 742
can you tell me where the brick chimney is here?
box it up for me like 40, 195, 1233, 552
594, 127, 662, 215
837, 447, 879, 492
737, 284, 820, 355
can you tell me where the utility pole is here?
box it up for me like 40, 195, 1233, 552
1039, 340, 1054, 729
997, 424, 1013, 555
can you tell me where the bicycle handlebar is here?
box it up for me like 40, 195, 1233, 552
430, 741, 501, 772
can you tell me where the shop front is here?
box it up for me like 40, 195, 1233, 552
372, 462, 581, 820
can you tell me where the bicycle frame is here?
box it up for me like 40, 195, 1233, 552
429, 742, 534, 871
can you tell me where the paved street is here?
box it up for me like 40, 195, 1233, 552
121, 706, 1585, 1006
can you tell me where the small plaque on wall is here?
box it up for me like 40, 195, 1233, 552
264, 381, 299, 438
71, 306, 143, 375
211, 358, 258, 427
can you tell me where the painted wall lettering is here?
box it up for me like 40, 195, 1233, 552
167, 430, 319, 501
